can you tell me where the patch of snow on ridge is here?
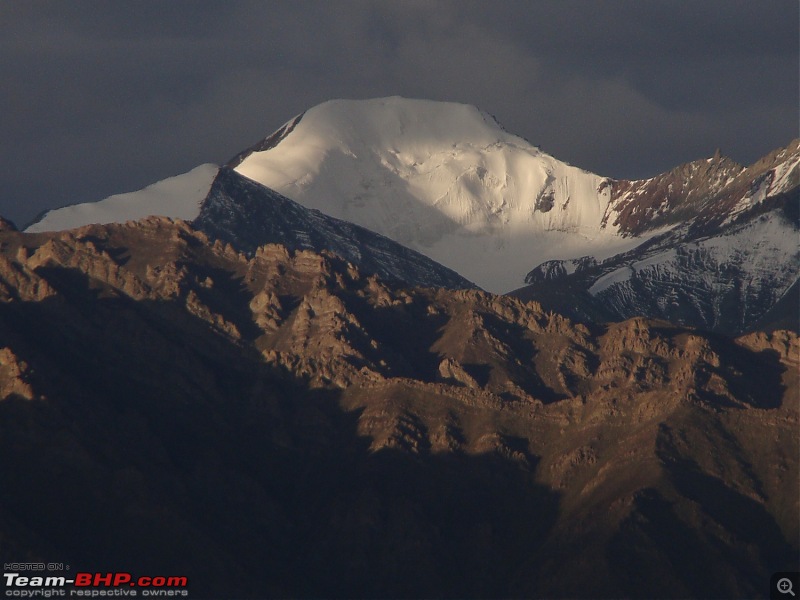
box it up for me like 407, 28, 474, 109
770, 154, 800, 195
25, 164, 218, 233
723, 149, 799, 226
233, 97, 622, 292
588, 249, 679, 296
588, 265, 635, 296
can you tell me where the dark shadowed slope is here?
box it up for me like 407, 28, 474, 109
194, 168, 477, 290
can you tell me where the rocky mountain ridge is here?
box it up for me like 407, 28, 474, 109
0, 218, 796, 598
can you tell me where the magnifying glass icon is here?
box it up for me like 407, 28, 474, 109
778, 578, 796, 596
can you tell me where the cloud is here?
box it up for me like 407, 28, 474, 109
0, 1, 796, 226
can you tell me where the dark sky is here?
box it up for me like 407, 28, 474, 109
2, 1, 797, 228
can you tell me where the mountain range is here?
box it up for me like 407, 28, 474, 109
26, 97, 799, 335
515, 142, 800, 335
1, 217, 797, 598
4, 97, 798, 598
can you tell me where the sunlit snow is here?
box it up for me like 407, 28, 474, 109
234, 97, 626, 292
25, 164, 219, 233
589, 213, 798, 302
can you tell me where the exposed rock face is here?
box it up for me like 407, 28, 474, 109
604, 140, 799, 236
604, 152, 744, 236
0, 219, 796, 598
224, 113, 305, 169
0, 347, 33, 400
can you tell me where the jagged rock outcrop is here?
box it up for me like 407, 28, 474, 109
0, 347, 34, 400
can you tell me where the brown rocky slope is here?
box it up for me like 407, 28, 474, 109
0, 218, 797, 598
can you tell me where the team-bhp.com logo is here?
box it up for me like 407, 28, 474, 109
4, 571, 188, 597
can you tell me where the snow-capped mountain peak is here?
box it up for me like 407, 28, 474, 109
232, 96, 628, 292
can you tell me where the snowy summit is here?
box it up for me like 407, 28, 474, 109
232, 97, 635, 292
